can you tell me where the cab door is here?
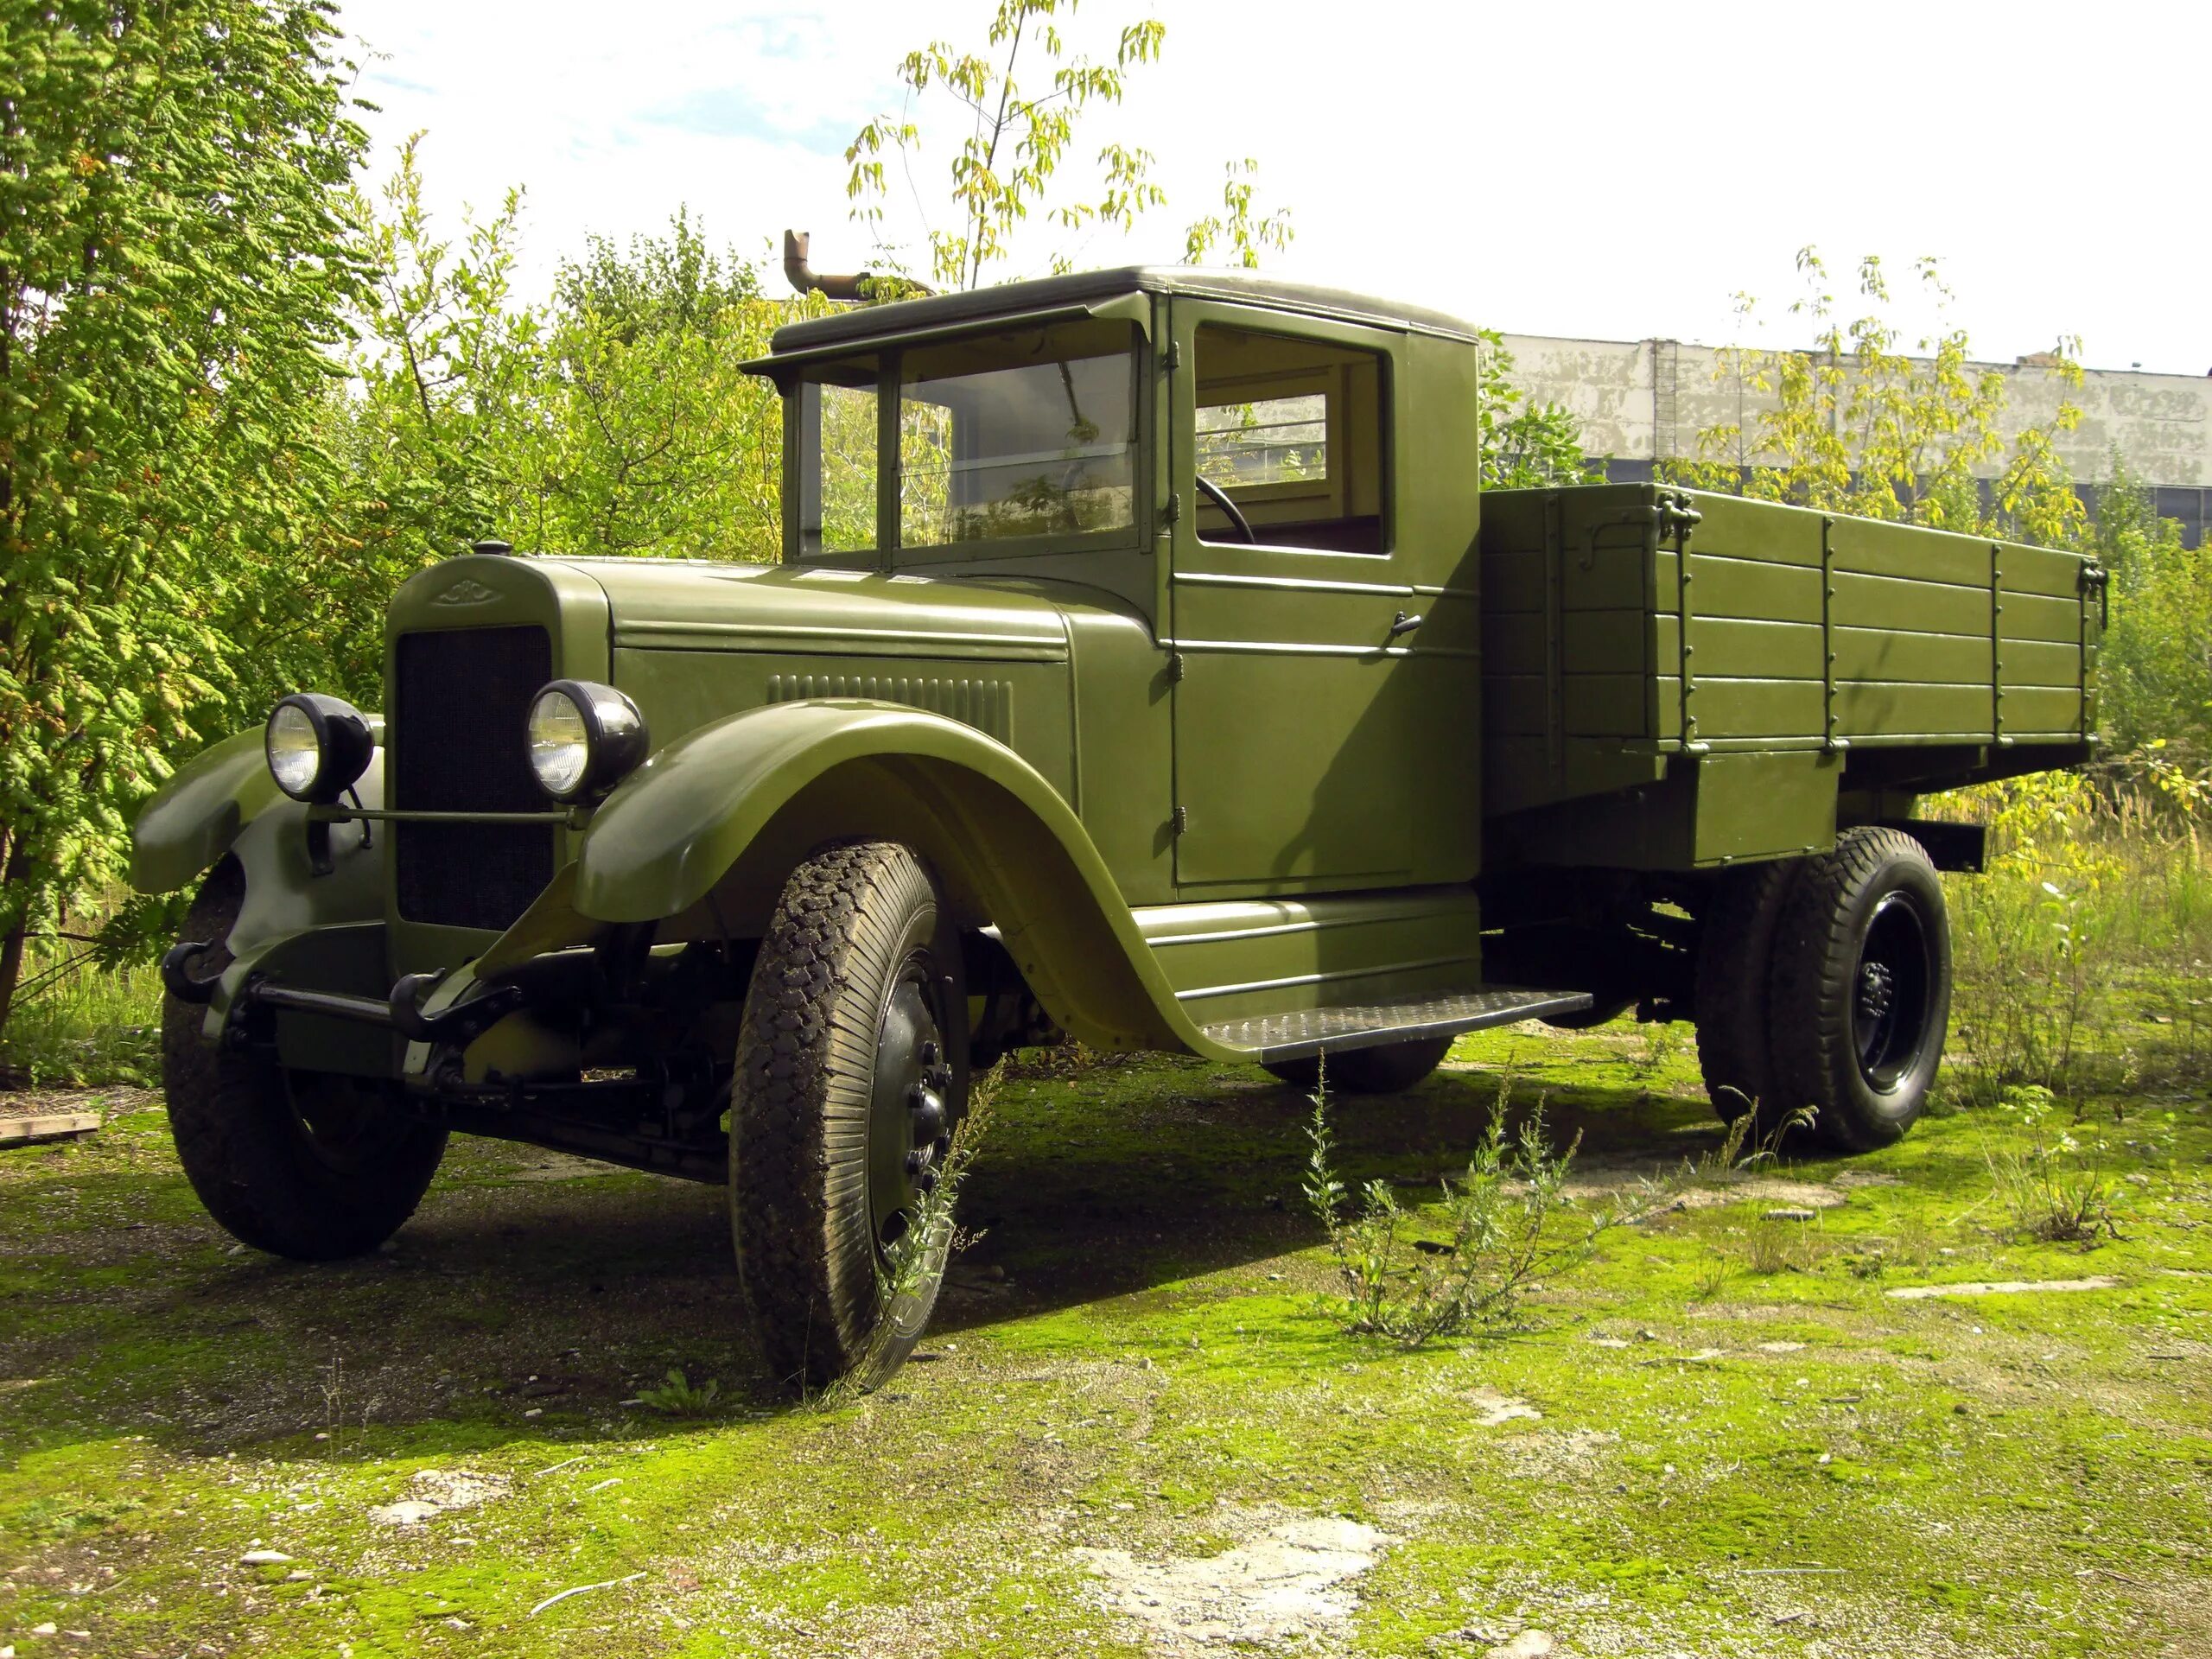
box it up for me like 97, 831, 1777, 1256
1166, 300, 1418, 889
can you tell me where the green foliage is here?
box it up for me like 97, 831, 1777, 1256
1980, 1086, 2128, 1245
846, 1, 1287, 289
0, 938, 161, 1087
1181, 158, 1293, 270
1304, 1072, 1655, 1346
1664, 250, 2086, 544
635, 1369, 722, 1416
1939, 770, 2212, 1107
2092, 454, 2212, 768
0, 0, 372, 1024
1476, 331, 1599, 489
340, 149, 805, 593
487, 213, 791, 562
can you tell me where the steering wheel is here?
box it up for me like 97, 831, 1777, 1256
1194, 474, 1256, 544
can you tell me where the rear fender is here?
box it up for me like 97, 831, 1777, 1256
575, 700, 1214, 1056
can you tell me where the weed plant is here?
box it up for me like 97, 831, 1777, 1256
812, 1062, 1001, 1406
1303, 1070, 1670, 1347
1974, 1083, 2172, 1245
638, 1369, 723, 1416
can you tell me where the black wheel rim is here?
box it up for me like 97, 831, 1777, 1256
285, 1073, 410, 1173
1852, 891, 1936, 1091
868, 949, 953, 1256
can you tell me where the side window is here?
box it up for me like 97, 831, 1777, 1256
795, 367, 880, 557
1194, 326, 1386, 554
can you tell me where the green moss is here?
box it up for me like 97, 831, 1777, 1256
3, 1027, 2210, 1656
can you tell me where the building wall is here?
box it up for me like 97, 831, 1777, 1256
1497, 333, 2212, 546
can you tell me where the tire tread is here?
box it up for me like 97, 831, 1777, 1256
1770, 827, 1947, 1152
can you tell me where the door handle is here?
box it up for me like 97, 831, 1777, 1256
1389, 611, 1425, 639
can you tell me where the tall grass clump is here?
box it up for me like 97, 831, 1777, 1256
1940, 766, 2212, 1109
0, 941, 163, 1088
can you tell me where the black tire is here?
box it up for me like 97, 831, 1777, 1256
1769, 828, 1952, 1152
729, 842, 969, 1393
1264, 1036, 1454, 1096
1694, 860, 1803, 1130
162, 859, 447, 1260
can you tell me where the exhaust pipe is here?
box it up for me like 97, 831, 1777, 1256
783, 230, 931, 302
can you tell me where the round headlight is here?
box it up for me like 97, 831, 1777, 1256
526, 680, 648, 803
264, 693, 375, 803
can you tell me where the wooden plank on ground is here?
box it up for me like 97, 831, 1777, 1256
0, 1111, 102, 1146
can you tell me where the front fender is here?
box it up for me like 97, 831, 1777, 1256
130, 716, 386, 895
575, 700, 1217, 1057
130, 728, 286, 894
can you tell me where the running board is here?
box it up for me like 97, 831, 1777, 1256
1200, 988, 1592, 1063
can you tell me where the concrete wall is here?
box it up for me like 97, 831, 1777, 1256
1498, 333, 2212, 545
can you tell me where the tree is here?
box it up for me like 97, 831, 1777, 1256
1475, 331, 1599, 489
845, 0, 1288, 290
1666, 249, 2087, 546
2090, 453, 2210, 767
333, 135, 537, 592
0, 0, 371, 1031
488, 213, 793, 562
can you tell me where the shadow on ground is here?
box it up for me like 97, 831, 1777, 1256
3, 1046, 1729, 1464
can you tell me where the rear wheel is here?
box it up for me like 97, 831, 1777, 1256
729, 842, 969, 1393
162, 859, 447, 1260
1693, 860, 1803, 1132
1264, 1036, 1454, 1096
1770, 829, 1951, 1152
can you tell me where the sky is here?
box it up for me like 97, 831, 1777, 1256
345, 0, 2212, 376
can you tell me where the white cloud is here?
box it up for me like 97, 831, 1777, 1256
341, 0, 2212, 373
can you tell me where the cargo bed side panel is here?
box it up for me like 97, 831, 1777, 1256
1478, 485, 2099, 869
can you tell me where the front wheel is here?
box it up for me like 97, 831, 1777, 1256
1769, 829, 1952, 1152
162, 859, 447, 1260
729, 842, 969, 1392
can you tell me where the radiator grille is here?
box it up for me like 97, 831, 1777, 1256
392, 626, 556, 931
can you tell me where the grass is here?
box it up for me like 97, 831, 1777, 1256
3, 1014, 2208, 1658
0, 942, 162, 1088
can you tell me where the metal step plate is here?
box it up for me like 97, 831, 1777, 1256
1202, 987, 1593, 1062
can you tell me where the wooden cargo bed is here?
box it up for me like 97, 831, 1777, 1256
1478, 486, 2103, 868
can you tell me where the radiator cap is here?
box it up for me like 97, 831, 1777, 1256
471, 537, 514, 556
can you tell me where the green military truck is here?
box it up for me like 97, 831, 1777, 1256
133, 268, 2105, 1388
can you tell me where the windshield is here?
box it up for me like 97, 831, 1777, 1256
794, 318, 1139, 559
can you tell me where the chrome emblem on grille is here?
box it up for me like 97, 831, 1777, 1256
432, 578, 500, 607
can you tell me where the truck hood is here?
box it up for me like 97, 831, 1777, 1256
552, 557, 1072, 664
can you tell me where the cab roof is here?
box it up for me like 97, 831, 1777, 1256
766, 266, 1486, 357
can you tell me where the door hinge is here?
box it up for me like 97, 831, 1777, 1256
1162, 491, 1181, 526
1165, 650, 1185, 683
1162, 339, 1181, 372
1171, 805, 1189, 836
